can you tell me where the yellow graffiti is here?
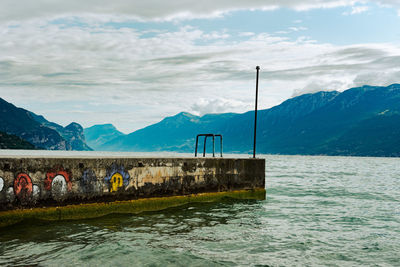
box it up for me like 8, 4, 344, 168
110, 173, 123, 192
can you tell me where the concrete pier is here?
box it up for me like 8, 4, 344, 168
0, 156, 265, 227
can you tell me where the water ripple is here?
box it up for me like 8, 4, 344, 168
1, 155, 400, 266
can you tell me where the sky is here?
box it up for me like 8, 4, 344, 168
0, 0, 400, 133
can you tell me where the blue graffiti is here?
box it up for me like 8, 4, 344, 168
104, 163, 130, 188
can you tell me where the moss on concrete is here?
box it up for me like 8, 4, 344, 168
0, 188, 265, 228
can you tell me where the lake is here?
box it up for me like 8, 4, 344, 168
0, 152, 399, 266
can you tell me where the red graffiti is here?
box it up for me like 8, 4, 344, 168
44, 168, 72, 191
14, 173, 33, 201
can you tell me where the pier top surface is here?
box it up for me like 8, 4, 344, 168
0, 150, 258, 159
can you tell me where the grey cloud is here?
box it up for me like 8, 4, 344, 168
370, 55, 400, 65
264, 48, 400, 83
1, 19, 400, 131
149, 50, 241, 65
0, 60, 14, 68
42, 72, 78, 78
328, 47, 388, 61
150, 54, 211, 65
263, 63, 364, 81
0, 0, 390, 22
352, 56, 400, 87
353, 71, 400, 87
197, 60, 254, 80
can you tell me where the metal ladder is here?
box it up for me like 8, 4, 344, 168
194, 134, 223, 157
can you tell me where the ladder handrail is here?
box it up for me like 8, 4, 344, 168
194, 134, 223, 157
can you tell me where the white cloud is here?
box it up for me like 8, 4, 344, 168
1, 0, 398, 23
343, 5, 370, 15
288, 26, 308, 32
239, 32, 255, 37
203, 31, 230, 40
0, 8, 400, 132
191, 98, 251, 116
275, 30, 289, 35
351, 5, 370, 14
292, 80, 352, 97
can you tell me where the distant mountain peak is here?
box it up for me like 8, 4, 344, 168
87, 123, 119, 131
101, 123, 116, 128
84, 123, 125, 151
175, 112, 198, 118
160, 112, 199, 125
66, 122, 83, 130
85, 123, 123, 132
27, 112, 92, 151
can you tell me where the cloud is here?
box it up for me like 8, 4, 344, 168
292, 80, 350, 97
239, 32, 255, 37
353, 70, 400, 86
288, 26, 308, 32
1, 0, 398, 23
191, 98, 251, 116
351, 5, 370, 14
343, 5, 370, 15
0, 13, 400, 132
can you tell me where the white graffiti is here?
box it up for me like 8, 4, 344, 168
0, 177, 3, 192
32, 185, 40, 201
6, 187, 14, 202
51, 174, 67, 201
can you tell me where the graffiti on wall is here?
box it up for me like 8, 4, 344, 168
45, 168, 72, 201
105, 163, 130, 192
14, 173, 32, 202
3, 173, 40, 204
80, 169, 102, 194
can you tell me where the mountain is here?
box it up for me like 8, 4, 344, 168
0, 97, 92, 150
29, 112, 92, 151
84, 124, 125, 150
99, 112, 237, 152
0, 131, 36, 149
317, 113, 400, 157
96, 84, 400, 157
255, 84, 400, 155
63, 122, 92, 151
0, 98, 69, 150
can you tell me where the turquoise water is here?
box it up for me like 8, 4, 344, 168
0, 154, 399, 266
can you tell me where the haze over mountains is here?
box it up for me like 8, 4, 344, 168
1, 84, 399, 156
84, 124, 125, 151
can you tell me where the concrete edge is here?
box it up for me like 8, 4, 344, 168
0, 188, 266, 228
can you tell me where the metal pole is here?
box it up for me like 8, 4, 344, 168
212, 135, 215, 157
195, 135, 199, 157
253, 66, 260, 158
220, 135, 223, 157
203, 136, 208, 157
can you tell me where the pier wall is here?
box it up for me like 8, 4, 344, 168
0, 157, 265, 213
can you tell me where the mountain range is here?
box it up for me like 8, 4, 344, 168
1, 84, 399, 156
90, 84, 400, 157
